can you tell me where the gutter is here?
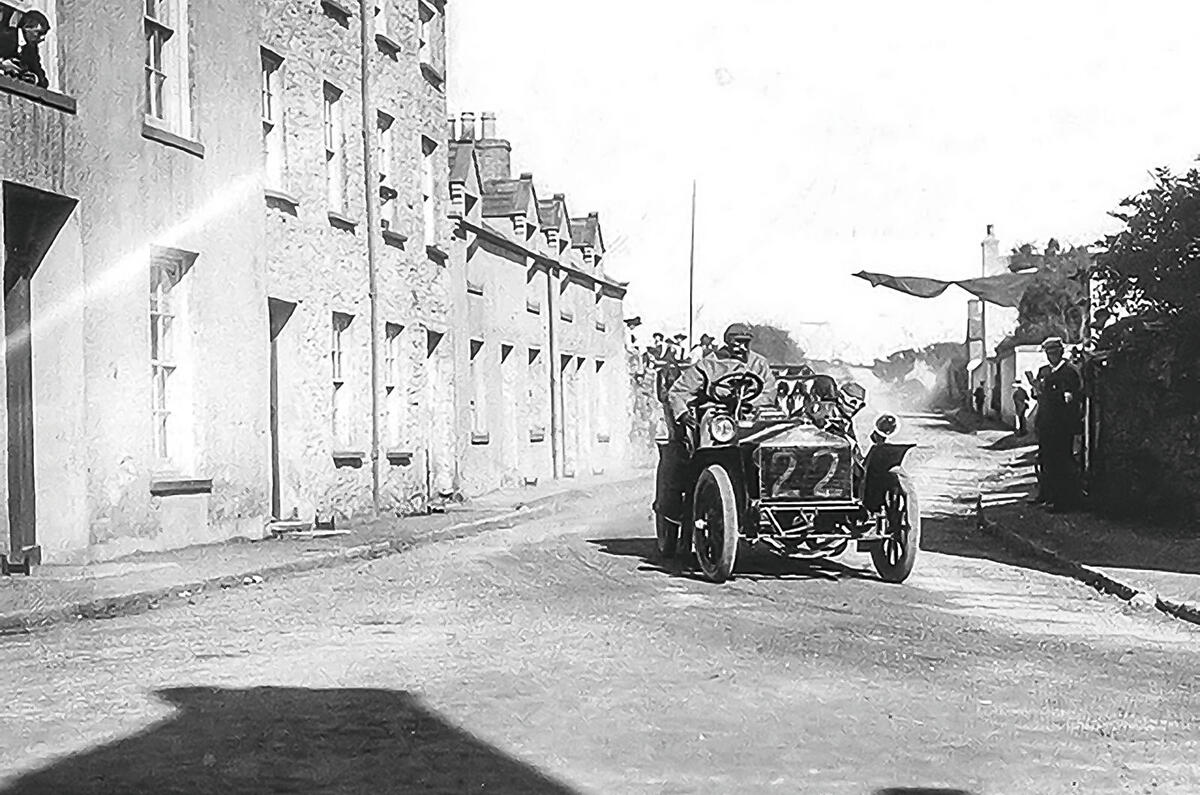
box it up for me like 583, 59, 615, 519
359, 0, 382, 512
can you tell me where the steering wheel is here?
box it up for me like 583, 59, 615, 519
708, 371, 765, 407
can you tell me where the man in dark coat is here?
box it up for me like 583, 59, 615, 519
1031, 337, 1082, 511
0, 9, 50, 89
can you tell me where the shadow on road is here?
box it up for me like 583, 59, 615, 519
588, 537, 880, 583
0, 687, 578, 794
874, 789, 977, 795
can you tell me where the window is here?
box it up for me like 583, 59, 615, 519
421, 135, 437, 245
323, 82, 345, 211
377, 111, 396, 229
385, 322, 404, 446
332, 312, 353, 444
149, 248, 196, 467
261, 49, 285, 189
144, 0, 192, 134
469, 339, 486, 437
417, 0, 446, 84
594, 360, 609, 440
374, 1, 388, 38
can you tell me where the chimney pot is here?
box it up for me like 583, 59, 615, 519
520, 172, 533, 180
986, 224, 995, 236
459, 111, 476, 141
553, 192, 564, 200
480, 111, 497, 139
588, 211, 599, 219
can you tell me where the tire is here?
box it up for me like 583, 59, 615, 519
692, 464, 739, 583
655, 512, 680, 559
871, 469, 921, 583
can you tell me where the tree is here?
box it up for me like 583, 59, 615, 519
1094, 166, 1200, 326
744, 323, 806, 364
1009, 238, 1090, 345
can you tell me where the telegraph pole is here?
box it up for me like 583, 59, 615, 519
687, 180, 696, 350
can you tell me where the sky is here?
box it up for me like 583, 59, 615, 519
447, 0, 1200, 362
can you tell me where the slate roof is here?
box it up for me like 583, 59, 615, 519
569, 214, 603, 251
448, 143, 475, 183
482, 177, 533, 217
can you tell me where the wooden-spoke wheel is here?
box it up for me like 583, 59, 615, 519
870, 472, 921, 583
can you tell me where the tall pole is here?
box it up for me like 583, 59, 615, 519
687, 179, 696, 350
979, 226, 988, 415
359, 0, 381, 513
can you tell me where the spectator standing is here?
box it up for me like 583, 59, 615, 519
689, 333, 716, 363
0, 9, 50, 89
1031, 337, 1082, 511
973, 386, 985, 415
1012, 381, 1030, 436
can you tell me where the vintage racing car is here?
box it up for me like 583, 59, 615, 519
654, 364, 920, 584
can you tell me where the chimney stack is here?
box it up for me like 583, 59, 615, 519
459, 111, 476, 141
447, 116, 457, 140
480, 111, 497, 139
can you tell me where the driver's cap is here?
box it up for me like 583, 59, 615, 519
723, 323, 753, 343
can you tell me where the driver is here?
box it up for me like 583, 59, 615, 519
654, 323, 776, 524
666, 323, 778, 438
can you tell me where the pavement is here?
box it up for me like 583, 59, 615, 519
0, 468, 650, 633
2, 415, 1199, 794
950, 420, 1200, 627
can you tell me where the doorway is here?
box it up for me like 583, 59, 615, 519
3, 182, 76, 561
267, 298, 297, 519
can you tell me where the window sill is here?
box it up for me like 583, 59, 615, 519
466, 280, 484, 296
375, 32, 402, 58
470, 431, 490, 446
426, 243, 449, 264
560, 312, 575, 323
328, 210, 359, 232
596, 433, 611, 444
332, 450, 367, 468
320, 0, 352, 26
529, 428, 546, 443
420, 61, 446, 91
142, 120, 205, 158
386, 449, 414, 466
265, 188, 301, 213
0, 75, 76, 114
382, 228, 408, 249
150, 477, 213, 497
595, 321, 607, 332
526, 299, 541, 315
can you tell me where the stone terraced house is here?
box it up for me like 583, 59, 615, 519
0, 0, 630, 567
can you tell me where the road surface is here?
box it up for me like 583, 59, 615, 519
1, 415, 1197, 794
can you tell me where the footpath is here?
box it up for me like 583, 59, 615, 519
954, 414, 1200, 628
0, 469, 650, 633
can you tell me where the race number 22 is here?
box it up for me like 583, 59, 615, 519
769, 450, 841, 498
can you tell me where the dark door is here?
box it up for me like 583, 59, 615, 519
5, 272, 34, 554
267, 299, 297, 520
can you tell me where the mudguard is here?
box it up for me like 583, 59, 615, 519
862, 442, 916, 511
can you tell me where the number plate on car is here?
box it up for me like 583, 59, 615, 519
760, 446, 851, 500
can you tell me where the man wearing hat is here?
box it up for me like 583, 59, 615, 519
655, 323, 777, 522
689, 333, 717, 364
1030, 336, 1082, 510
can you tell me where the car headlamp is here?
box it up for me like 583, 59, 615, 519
709, 414, 736, 444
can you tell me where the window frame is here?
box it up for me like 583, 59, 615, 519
323, 81, 346, 211
143, 0, 192, 135
261, 48, 285, 188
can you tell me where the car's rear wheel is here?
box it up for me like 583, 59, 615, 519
692, 464, 739, 583
655, 513, 680, 559
870, 470, 920, 583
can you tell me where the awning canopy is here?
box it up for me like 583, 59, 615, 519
854, 270, 1037, 308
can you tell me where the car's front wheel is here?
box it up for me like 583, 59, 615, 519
870, 469, 921, 583
692, 464, 739, 583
